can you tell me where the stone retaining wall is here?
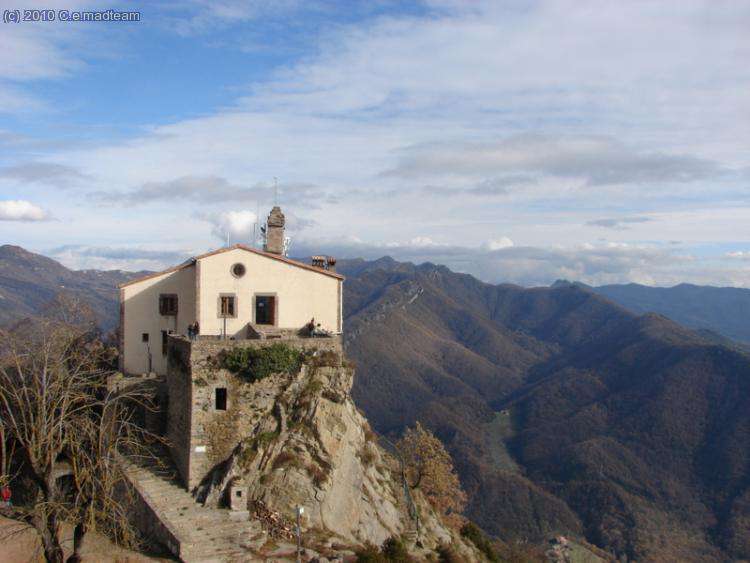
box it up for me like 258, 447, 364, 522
166, 334, 343, 490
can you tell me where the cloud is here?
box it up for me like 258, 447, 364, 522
0, 85, 45, 114
586, 216, 652, 229
0, 130, 32, 147
205, 210, 259, 244
0, 1, 114, 114
49, 245, 190, 264
384, 135, 724, 186
47, 243, 197, 272
0, 200, 50, 222
91, 175, 328, 207
425, 175, 536, 197
169, 0, 311, 35
405, 236, 440, 247
292, 238, 750, 287
0, 162, 90, 186
482, 237, 514, 251
726, 251, 750, 260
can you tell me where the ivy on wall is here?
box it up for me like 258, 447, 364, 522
217, 343, 303, 382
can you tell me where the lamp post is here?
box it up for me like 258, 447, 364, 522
296, 506, 304, 562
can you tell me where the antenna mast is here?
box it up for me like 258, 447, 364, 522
256, 200, 261, 247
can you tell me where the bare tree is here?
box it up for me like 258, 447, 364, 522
397, 422, 467, 528
0, 295, 154, 562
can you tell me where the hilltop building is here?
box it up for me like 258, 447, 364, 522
113, 207, 474, 560
118, 206, 343, 376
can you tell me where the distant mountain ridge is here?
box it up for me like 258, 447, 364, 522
0, 245, 145, 330
552, 279, 750, 345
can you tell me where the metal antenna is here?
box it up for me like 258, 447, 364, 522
273, 177, 279, 206
255, 200, 260, 247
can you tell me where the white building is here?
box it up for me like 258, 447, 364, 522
118, 207, 343, 375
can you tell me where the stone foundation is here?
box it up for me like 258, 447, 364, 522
166, 334, 343, 490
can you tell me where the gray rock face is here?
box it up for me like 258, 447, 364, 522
191, 357, 472, 554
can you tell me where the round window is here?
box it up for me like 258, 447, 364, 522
231, 263, 246, 278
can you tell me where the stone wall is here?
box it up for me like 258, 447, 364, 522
122, 472, 183, 557
166, 336, 194, 488
166, 334, 343, 490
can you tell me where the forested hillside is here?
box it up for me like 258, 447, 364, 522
341, 259, 750, 562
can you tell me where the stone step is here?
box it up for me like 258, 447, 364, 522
121, 453, 260, 562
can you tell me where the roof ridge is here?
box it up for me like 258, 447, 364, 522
119, 244, 343, 288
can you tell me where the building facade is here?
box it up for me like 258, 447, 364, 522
119, 207, 343, 375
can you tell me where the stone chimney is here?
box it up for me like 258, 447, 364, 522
264, 206, 285, 255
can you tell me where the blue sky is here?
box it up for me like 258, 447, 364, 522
1, 0, 749, 286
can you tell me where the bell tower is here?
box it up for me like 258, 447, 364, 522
263, 206, 285, 255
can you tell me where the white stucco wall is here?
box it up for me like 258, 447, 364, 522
197, 248, 342, 338
120, 247, 343, 375
121, 264, 196, 375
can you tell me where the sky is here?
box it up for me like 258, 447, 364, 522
1, 0, 749, 287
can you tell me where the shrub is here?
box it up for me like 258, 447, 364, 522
355, 537, 414, 562
364, 425, 377, 442
356, 542, 386, 562
381, 536, 413, 562
436, 543, 461, 563
306, 349, 341, 367
220, 343, 302, 382
359, 443, 377, 466
306, 463, 328, 487
254, 431, 279, 448
460, 522, 499, 562
271, 451, 302, 471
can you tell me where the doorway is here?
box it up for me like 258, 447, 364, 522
255, 295, 276, 325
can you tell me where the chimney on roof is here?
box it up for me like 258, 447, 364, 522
263, 206, 285, 255
311, 255, 336, 272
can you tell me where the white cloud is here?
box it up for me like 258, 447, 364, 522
408, 236, 439, 247
0, 162, 90, 186
206, 210, 259, 244
385, 135, 724, 186
0, 200, 50, 222
482, 237, 514, 251
171, 0, 308, 34
586, 216, 652, 230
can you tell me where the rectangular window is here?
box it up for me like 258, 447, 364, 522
215, 388, 227, 411
159, 294, 178, 316
142, 333, 149, 343
219, 295, 236, 318
255, 295, 276, 325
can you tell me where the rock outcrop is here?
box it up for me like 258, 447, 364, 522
190, 350, 477, 557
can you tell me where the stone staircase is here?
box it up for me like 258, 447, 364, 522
121, 453, 265, 562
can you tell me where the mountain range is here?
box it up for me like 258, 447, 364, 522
558, 279, 750, 345
340, 258, 750, 561
2, 246, 749, 561
0, 245, 145, 331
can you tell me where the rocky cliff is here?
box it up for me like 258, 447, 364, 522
186, 347, 480, 559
